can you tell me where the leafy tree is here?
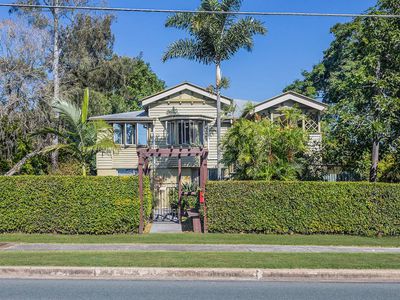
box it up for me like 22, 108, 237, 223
59, 13, 114, 115
163, 0, 266, 179
12, 0, 90, 170
283, 67, 324, 98
223, 107, 307, 180
90, 56, 166, 113
60, 14, 165, 115
40, 88, 116, 176
283, 0, 400, 182
1, 12, 165, 175
0, 18, 50, 175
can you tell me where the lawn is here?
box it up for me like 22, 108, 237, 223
0, 233, 399, 247
0, 251, 399, 269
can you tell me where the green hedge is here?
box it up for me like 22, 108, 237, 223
0, 176, 152, 234
206, 181, 400, 236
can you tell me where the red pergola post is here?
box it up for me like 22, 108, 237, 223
200, 151, 208, 233
138, 156, 144, 234
178, 153, 182, 224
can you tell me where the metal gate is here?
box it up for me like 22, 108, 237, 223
153, 185, 179, 223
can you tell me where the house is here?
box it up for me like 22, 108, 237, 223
247, 91, 327, 148
90, 83, 327, 213
90, 82, 233, 185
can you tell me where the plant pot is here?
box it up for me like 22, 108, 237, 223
187, 208, 201, 233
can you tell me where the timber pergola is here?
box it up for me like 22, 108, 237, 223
137, 146, 209, 234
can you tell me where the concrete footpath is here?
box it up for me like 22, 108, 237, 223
2, 243, 400, 253
0, 267, 400, 282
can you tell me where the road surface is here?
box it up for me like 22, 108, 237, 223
1, 280, 400, 299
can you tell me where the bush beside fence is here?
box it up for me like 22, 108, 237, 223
206, 181, 400, 236
0, 176, 152, 234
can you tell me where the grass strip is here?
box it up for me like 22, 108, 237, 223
0, 251, 399, 269
0, 233, 399, 247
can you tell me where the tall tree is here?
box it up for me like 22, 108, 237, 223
283, 0, 400, 182
13, 0, 89, 171
0, 18, 50, 175
163, 0, 266, 179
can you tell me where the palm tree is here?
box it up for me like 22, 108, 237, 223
41, 88, 116, 176
163, 0, 267, 179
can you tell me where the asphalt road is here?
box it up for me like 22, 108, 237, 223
1, 280, 400, 300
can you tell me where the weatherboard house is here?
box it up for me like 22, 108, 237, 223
90, 82, 327, 201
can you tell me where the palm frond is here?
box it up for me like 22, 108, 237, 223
162, 39, 210, 63
221, 0, 242, 13
84, 138, 118, 153
53, 100, 81, 129
40, 143, 76, 154
92, 120, 113, 132
222, 17, 267, 58
33, 127, 69, 140
165, 12, 193, 29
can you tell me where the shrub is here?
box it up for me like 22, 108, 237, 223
0, 176, 152, 234
222, 109, 307, 181
206, 181, 400, 236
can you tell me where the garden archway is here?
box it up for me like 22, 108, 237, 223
137, 147, 209, 234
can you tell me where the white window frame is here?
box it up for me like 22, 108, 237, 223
113, 123, 141, 146
125, 123, 136, 146
113, 123, 124, 145
166, 120, 205, 146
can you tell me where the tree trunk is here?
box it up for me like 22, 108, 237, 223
51, 0, 60, 172
369, 139, 380, 182
216, 63, 222, 180
5, 149, 42, 176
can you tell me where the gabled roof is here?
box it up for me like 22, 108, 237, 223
89, 110, 153, 122
253, 91, 328, 113
140, 82, 232, 107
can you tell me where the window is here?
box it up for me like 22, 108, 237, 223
137, 123, 148, 146
208, 168, 226, 180
167, 121, 176, 145
167, 120, 204, 146
117, 169, 138, 176
208, 168, 218, 181
113, 123, 123, 144
113, 123, 147, 146
125, 124, 136, 145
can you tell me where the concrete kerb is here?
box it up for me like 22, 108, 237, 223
1, 267, 400, 282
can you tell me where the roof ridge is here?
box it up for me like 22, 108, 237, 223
255, 91, 327, 108
140, 82, 232, 107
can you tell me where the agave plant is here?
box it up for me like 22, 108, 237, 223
40, 88, 116, 176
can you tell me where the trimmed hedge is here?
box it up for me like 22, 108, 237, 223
206, 181, 400, 236
0, 176, 152, 234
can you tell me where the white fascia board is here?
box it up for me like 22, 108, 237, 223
141, 83, 231, 106
254, 94, 326, 112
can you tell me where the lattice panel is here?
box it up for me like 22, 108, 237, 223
304, 119, 319, 133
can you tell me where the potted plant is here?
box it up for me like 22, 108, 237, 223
181, 182, 200, 213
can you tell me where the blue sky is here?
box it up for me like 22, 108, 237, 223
1, 0, 377, 102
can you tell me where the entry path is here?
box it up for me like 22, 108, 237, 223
2, 243, 400, 253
